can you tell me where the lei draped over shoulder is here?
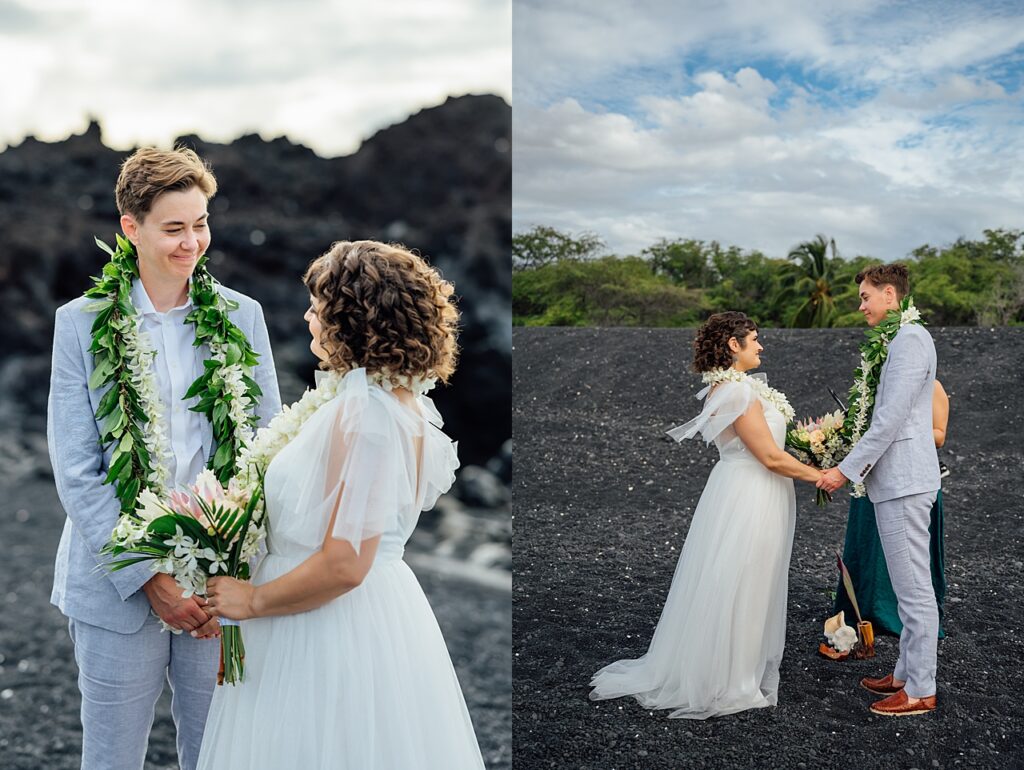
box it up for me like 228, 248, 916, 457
666, 373, 774, 445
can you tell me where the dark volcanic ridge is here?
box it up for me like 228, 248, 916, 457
0, 98, 513, 768
0, 94, 511, 466
512, 326, 1024, 770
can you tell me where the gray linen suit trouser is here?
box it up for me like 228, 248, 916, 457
69, 613, 219, 770
874, 489, 940, 699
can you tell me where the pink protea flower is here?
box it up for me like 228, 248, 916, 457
169, 490, 203, 520
191, 468, 227, 505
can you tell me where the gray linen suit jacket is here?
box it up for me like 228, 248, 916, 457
838, 323, 940, 503
48, 285, 282, 634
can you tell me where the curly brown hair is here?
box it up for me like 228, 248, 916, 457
855, 262, 910, 300
115, 146, 217, 221
303, 240, 459, 385
692, 311, 758, 372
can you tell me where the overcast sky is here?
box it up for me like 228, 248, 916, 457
513, 0, 1024, 260
0, 0, 510, 156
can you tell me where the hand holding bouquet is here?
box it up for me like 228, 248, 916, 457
102, 468, 264, 684
785, 409, 850, 506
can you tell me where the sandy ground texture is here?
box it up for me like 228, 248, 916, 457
0, 479, 511, 770
513, 326, 1023, 770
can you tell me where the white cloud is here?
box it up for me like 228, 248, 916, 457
513, 0, 1024, 259
0, 0, 511, 155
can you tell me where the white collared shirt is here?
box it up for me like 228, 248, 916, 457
130, 279, 207, 492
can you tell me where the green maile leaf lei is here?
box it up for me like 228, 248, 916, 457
841, 295, 924, 497
84, 234, 263, 515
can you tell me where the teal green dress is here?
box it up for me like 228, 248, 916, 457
834, 489, 946, 638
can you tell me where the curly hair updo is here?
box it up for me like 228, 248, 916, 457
303, 240, 459, 385
692, 311, 758, 373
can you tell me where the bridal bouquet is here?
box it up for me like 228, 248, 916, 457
785, 410, 851, 506
102, 468, 265, 684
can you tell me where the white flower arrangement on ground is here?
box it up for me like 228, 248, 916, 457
826, 622, 859, 653
700, 367, 795, 422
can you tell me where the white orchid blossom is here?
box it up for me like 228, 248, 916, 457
135, 487, 167, 524
153, 556, 176, 574
900, 306, 921, 325
163, 526, 195, 558
123, 321, 172, 494
208, 552, 230, 574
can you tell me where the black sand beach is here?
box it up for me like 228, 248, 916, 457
513, 326, 1023, 770
0, 479, 511, 770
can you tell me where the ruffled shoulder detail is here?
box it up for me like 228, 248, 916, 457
330, 369, 460, 547
267, 368, 458, 554
666, 379, 758, 444
415, 395, 460, 513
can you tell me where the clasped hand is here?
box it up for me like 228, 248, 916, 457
203, 576, 258, 621
817, 467, 848, 495
142, 573, 220, 639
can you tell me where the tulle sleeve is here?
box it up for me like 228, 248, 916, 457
666, 381, 757, 444
269, 368, 418, 554
324, 380, 416, 550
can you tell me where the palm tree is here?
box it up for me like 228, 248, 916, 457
781, 234, 840, 327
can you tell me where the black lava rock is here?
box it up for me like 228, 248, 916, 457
512, 326, 1024, 770
0, 94, 510, 466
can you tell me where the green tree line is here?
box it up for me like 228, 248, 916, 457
512, 226, 1024, 327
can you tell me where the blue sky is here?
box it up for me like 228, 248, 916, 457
0, 0, 510, 156
513, 0, 1024, 259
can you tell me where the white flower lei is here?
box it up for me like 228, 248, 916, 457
234, 367, 435, 488
119, 318, 174, 493
105, 327, 258, 617
209, 339, 255, 451
701, 368, 795, 422
113, 318, 254, 500
87, 236, 263, 516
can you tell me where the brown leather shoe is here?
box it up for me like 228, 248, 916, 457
860, 673, 904, 695
869, 689, 936, 716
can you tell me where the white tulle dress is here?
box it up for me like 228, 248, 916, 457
589, 374, 797, 719
197, 368, 485, 769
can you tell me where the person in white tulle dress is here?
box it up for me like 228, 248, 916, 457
196, 240, 485, 769
590, 312, 823, 719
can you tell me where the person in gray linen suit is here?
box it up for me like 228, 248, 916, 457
47, 147, 281, 770
819, 262, 941, 718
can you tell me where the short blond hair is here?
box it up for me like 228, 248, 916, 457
115, 146, 217, 221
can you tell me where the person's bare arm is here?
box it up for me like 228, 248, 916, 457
205, 535, 381, 621
256, 535, 380, 617
205, 470, 384, 625
733, 399, 822, 483
932, 379, 949, 449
